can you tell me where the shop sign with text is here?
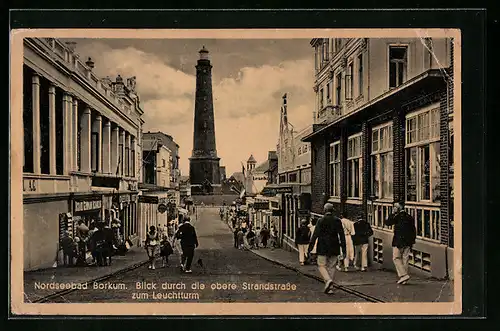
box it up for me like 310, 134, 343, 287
74, 198, 102, 212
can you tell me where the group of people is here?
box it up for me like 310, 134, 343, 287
233, 224, 278, 250
295, 214, 373, 271
300, 202, 416, 294
60, 218, 128, 267
143, 216, 199, 273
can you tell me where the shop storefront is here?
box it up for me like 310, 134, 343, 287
72, 195, 103, 230
110, 193, 139, 246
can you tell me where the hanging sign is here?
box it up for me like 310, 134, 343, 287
253, 201, 269, 210
158, 203, 168, 214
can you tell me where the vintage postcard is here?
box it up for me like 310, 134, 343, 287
10, 28, 461, 316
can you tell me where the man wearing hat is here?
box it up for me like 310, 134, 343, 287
308, 203, 347, 294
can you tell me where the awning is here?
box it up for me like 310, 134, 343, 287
302, 69, 447, 142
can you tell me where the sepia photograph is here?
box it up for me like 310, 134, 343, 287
10, 28, 461, 315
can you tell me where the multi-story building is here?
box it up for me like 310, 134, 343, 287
142, 135, 172, 188
22, 38, 143, 271
303, 37, 455, 279
139, 131, 181, 245
274, 94, 313, 252
277, 126, 313, 194
142, 131, 180, 188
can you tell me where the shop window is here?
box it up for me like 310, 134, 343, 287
329, 141, 340, 197
300, 168, 311, 184
371, 123, 394, 199
389, 46, 408, 88
347, 134, 362, 198
405, 107, 441, 203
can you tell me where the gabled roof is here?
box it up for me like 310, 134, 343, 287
230, 172, 245, 184
254, 160, 270, 173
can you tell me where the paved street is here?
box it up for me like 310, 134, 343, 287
42, 207, 366, 303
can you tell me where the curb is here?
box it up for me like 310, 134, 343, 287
246, 247, 385, 303
32, 255, 158, 303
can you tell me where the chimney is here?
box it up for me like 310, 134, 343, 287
86, 57, 95, 70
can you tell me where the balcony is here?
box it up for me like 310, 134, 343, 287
316, 102, 342, 124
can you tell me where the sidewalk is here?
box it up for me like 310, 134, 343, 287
23, 246, 150, 303
247, 246, 454, 302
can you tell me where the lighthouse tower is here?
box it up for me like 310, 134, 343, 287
189, 46, 222, 195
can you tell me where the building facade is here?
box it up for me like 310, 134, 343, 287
275, 94, 313, 252
142, 135, 172, 188
303, 37, 455, 279
142, 131, 180, 188
22, 38, 143, 271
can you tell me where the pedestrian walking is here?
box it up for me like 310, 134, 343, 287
237, 228, 245, 249
295, 219, 311, 266
269, 226, 278, 249
175, 216, 199, 273
160, 235, 174, 268
352, 215, 373, 272
233, 227, 240, 248
254, 227, 261, 249
246, 228, 256, 249
145, 225, 160, 270
384, 202, 416, 284
260, 225, 270, 248
340, 215, 356, 272
308, 203, 347, 294
308, 218, 318, 264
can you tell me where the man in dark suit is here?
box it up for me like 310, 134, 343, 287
308, 203, 347, 294
384, 202, 416, 284
175, 216, 199, 273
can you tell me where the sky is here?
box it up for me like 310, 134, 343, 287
69, 38, 315, 176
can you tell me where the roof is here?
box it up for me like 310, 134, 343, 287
230, 172, 245, 184
143, 131, 179, 149
254, 160, 270, 173
142, 139, 159, 151
247, 155, 257, 163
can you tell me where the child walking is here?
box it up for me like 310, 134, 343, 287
160, 236, 174, 268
